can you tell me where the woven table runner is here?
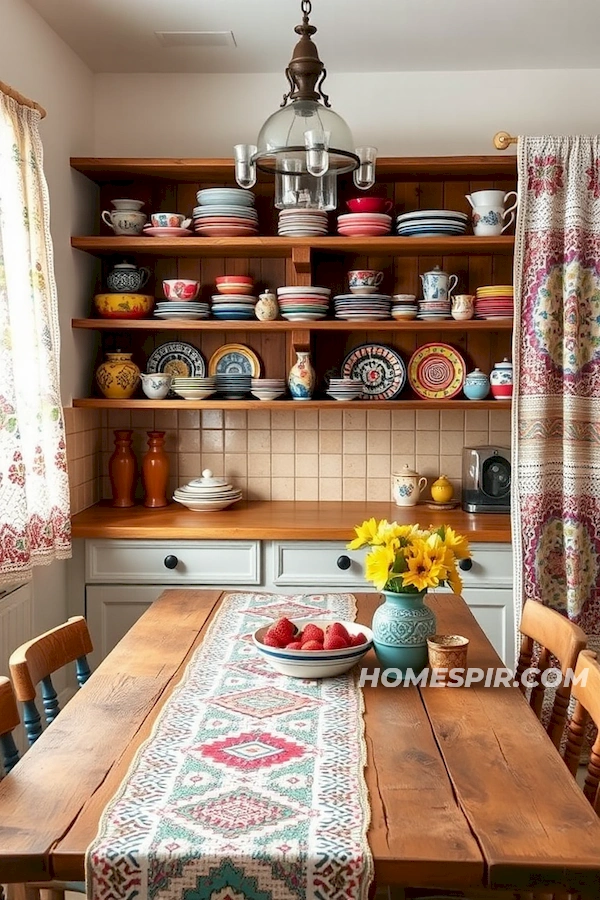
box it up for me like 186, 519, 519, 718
86, 592, 373, 900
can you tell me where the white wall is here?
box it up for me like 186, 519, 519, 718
2, 0, 95, 635
94, 68, 600, 158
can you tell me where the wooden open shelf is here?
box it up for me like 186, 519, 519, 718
72, 398, 511, 410
71, 235, 515, 258
72, 317, 513, 332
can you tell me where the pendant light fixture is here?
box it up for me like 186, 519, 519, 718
234, 0, 377, 210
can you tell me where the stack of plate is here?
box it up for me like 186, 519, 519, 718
326, 377, 362, 401
171, 376, 216, 400
475, 285, 514, 319
210, 294, 257, 320
278, 208, 328, 236
276, 286, 331, 321
173, 469, 242, 512
251, 378, 286, 401
215, 373, 252, 399
396, 209, 469, 237
418, 295, 452, 320
337, 213, 392, 237
391, 294, 418, 320
333, 293, 392, 321
193, 188, 258, 237
154, 301, 210, 320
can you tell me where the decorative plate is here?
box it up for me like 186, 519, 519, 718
341, 343, 406, 401
146, 341, 207, 377
407, 343, 466, 400
208, 343, 261, 377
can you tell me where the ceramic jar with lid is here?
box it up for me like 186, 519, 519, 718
95, 351, 140, 399
106, 261, 151, 293
391, 465, 428, 507
463, 367, 490, 400
490, 358, 513, 399
255, 291, 279, 321
430, 475, 454, 503
420, 265, 459, 302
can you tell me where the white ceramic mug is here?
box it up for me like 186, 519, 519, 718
101, 209, 147, 235
391, 468, 428, 507
472, 205, 515, 236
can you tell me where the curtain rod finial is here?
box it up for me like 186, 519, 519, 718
493, 131, 517, 151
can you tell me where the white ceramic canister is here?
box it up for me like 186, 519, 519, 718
255, 291, 279, 321
391, 465, 427, 507
489, 358, 513, 399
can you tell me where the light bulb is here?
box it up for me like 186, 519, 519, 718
304, 129, 330, 177
234, 144, 257, 189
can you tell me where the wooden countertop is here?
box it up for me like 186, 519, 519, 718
71, 501, 511, 542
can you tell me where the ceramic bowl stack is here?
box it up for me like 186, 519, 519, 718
418, 295, 452, 320
396, 209, 469, 237
215, 373, 252, 399
276, 286, 331, 321
171, 376, 216, 400
211, 294, 257, 320
251, 378, 286, 401
333, 293, 392, 321
326, 377, 362, 401
391, 294, 418, 320
337, 212, 392, 237
173, 469, 242, 512
475, 285, 514, 319
193, 188, 258, 237
278, 208, 329, 237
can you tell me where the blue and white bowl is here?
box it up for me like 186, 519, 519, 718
253, 618, 374, 678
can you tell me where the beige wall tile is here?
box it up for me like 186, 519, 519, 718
247, 477, 271, 500
295, 477, 319, 500
131, 410, 155, 430
271, 410, 295, 430
295, 409, 319, 430
367, 430, 390, 454
319, 454, 342, 477
367, 410, 391, 431
343, 478, 366, 501
441, 410, 464, 430
343, 431, 366, 454
179, 409, 200, 429
392, 431, 415, 455
296, 430, 318, 453
224, 453, 249, 478
225, 429, 248, 452
271, 477, 294, 500
200, 453, 224, 475
319, 477, 342, 500
464, 430, 489, 447
246, 454, 271, 477
63, 406, 75, 434
392, 410, 415, 431
344, 455, 366, 478
247, 409, 270, 430
465, 409, 488, 431
367, 455, 391, 479
489, 431, 512, 448
202, 430, 224, 453
416, 430, 440, 455
416, 410, 440, 431
107, 409, 131, 429
274, 430, 295, 453
248, 430, 271, 452
320, 430, 342, 453
440, 456, 463, 479
415, 454, 440, 479
178, 453, 202, 477
343, 410, 366, 431
391, 454, 416, 473
272, 454, 295, 477
367, 478, 393, 502
202, 409, 223, 429
439, 430, 464, 456
179, 429, 201, 453
225, 410, 248, 430
489, 408, 512, 431
296, 454, 319, 477
155, 409, 179, 430
319, 409, 342, 430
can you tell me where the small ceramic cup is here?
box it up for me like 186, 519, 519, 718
451, 294, 475, 320
111, 198, 145, 211
472, 206, 514, 236
348, 269, 384, 294
162, 279, 200, 301
151, 212, 192, 229
427, 634, 469, 685
140, 373, 172, 400
101, 209, 147, 235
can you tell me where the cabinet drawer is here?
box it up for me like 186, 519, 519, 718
85, 539, 261, 584
272, 541, 368, 587
454, 542, 513, 588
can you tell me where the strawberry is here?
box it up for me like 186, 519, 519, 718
302, 623, 324, 643
301, 640, 324, 651
327, 622, 351, 643
263, 633, 285, 648
286, 641, 303, 650
265, 617, 297, 646
294, 630, 304, 644
323, 633, 349, 650
350, 632, 368, 647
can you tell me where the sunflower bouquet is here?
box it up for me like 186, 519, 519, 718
347, 518, 471, 594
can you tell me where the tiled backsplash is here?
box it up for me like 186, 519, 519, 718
80, 407, 512, 505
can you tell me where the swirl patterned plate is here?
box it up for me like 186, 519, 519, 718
408, 343, 466, 400
146, 341, 206, 377
341, 343, 406, 400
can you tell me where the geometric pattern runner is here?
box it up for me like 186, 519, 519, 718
86, 592, 373, 900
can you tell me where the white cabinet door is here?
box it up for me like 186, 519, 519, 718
458, 587, 514, 666
86, 585, 162, 666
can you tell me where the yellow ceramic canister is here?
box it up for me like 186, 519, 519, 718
431, 474, 454, 503
95, 352, 140, 399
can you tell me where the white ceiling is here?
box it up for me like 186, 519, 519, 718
24, 0, 600, 75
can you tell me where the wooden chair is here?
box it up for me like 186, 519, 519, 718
515, 599, 587, 749
9, 616, 93, 746
564, 649, 600, 810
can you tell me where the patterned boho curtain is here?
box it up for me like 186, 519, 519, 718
513, 135, 600, 657
0, 92, 70, 583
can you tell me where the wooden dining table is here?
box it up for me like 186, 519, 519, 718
1, 589, 599, 897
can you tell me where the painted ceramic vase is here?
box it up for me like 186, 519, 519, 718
288, 350, 315, 401
106, 262, 151, 293
372, 591, 436, 674
255, 291, 279, 321
108, 429, 136, 508
463, 367, 490, 400
142, 431, 169, 508
430, 474, 454, 503
391, 465, 427, 507
490, 358, 513, 399
95, 352, 140, 399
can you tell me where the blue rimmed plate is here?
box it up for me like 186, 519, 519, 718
342, 343, 407, 400
146, 341, 206, 377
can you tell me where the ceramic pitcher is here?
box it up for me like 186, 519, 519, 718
420, 265, 458, 302
391, 466, 427, 507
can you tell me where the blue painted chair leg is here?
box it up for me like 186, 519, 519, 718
22, 698, 42, 745
41, 675, 60, 725
75, 655, 91, 687
0, 732, 19, 773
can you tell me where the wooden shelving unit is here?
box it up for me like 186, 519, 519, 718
72, 397, 511, 410
72, 317, 513, 332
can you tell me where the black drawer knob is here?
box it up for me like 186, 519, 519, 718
459, 558, 473, 571
337, 555, 352, 571
164, 554, 179, 570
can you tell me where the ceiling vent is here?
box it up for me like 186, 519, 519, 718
154, 31, 236, 48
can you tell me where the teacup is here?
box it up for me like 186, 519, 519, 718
101, 209, 147, 235
140, 373, 172, 400
163, 279, 200, 301
348, 269, 384, 294
111, 199, 145, 211
151, 212, 192, 229
346, 197, 393, 215
451, 294, 474, 320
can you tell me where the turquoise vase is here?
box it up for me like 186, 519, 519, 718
372, 590, 436, 674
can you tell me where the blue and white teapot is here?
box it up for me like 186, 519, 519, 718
420, 265, 458, 302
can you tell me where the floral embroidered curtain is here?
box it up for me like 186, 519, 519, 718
513, 136, 600, 655
0, 92, 70, 582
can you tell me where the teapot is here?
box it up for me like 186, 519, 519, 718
420, 265, 458, 302
391, 465, 427, 507
106, 261, 151, 294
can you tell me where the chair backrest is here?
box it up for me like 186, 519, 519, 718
516, 599, 587, 749
564, 649, 600, 813
0, 676, 20, 774
9, 616, 93, 746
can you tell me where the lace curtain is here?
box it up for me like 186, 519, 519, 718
0, 93, 70, 583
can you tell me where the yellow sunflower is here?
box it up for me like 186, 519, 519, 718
347, 517, 389, 550
365, 543, 397, 591
438, 525, 471, 560
402, 545, 446, 591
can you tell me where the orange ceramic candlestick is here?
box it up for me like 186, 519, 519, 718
108, 429, 136, 508
142, 431, 169, 508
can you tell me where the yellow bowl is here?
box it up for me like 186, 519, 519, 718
94, 293, 154, 319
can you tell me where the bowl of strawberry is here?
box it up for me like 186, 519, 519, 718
252, 617, 373, 678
